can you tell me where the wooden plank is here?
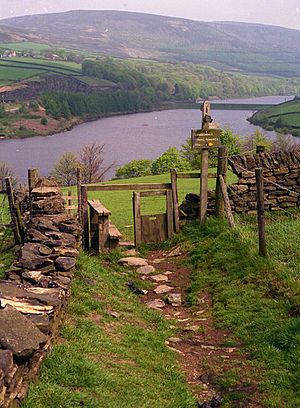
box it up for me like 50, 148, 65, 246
141, 214, 167, 243
88, 199, 111, 216
99, 214, 110, 253
170, 169, 180, 233
255, 168, 267, 256
177, 172, 216, 179
109, 222, 122, 239
86, 183, 172, 192
215, 146, 228, 217
81, 185, 89, 251
219, 175, 235, 228
166, 189, 174, 239
65, 205, 76, 210
133, 192, 142, 246
62, 195, 78, 200
5, 177, 21, 245
140, 190, 167, 197
89, 205, 99, 251
199, 149, 209, 225
77, 167, 82, 225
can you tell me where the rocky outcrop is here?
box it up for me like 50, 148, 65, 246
0, 177, 81, 407
180, 151, 300, 218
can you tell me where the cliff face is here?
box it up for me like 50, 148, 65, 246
0, 74, 117, 102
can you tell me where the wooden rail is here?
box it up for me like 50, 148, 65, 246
85, 183, 172, 192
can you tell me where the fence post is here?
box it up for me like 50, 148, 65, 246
255, 168, 267, 256
5, 177, 22, 245
28, 168, 39, 217
199, 148, 209, 224
170, 169, 180, 233
219, 175, 235, 228
81, 185, 89, 251
77, 167, 82, 224
133, 192, 142, 246
215, 145, 228, 217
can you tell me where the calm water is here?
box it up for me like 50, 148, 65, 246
0, 95, 294, 180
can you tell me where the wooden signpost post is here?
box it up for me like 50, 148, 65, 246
191, 101, 222, 224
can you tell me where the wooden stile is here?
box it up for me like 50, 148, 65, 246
86, 183, 172, 192
166, 190, 174, 239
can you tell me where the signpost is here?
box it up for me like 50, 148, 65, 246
192, 101, 223, 224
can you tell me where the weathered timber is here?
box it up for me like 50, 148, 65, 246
256, 168, 267, 256
215, 146, 228, 217
200, 149, 209, 224
170, 169, 180, 233
81, 185, 89, 251
133, 192, 142, 246
166, 189, 174, 238
5, 178, 22, 245
77, 167, 82, 224
85, 183, 172, 192
176, 172, 217, 179
88, 199, 110, 253
219, 175, 235, 228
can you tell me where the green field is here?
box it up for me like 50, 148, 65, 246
0, 57, 82, 86
0, 42, 51, 51
249, 98, 300, 135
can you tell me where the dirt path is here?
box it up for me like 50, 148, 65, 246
137, 248, 262, 408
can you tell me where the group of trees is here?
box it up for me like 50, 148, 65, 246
51, 142, 115, 186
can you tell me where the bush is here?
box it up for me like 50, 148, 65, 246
29, 101, 39, 112
151, 147, 191, 175
0, 104, 6, 118
41, 117, 48, 125
115, 159, 152, 179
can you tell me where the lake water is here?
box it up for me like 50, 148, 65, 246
0, 95, 294, 181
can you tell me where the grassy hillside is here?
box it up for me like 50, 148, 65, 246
1, 11, 300, 77
249, 98, 300, 136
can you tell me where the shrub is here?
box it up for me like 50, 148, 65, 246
115, 159, 152, 179
41, 117, 48, 125
151, 147, 191, 175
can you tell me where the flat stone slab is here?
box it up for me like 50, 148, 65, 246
151, 274, 169, 283
151, 258, 165, 264
146, 299, 165, 309
119, 257, 148, 267
136, 265, 155, 275
167, 293, 182, 307
55, 256, 76, 271
0, 305, 47, 357
123, 249, 140, 256
154, 285, 173, 294
183, 325, 200, 333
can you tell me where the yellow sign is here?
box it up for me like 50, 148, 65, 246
191, 129, 222, 149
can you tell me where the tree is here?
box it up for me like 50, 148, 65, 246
151, 147, 191, 175
180, 137, 200, 170
50, 152, 79, 186
80, 142, 115, 183
0, 162, 18, 192
220, 128, 241, 156
242, 129, 272, 153
0, 104, 6, 119
115, 159, 152, 179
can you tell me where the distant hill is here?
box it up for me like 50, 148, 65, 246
1, 10, 300, 77
249, 98, 300, 136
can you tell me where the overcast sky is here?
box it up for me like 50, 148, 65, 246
1, 0, 300, 30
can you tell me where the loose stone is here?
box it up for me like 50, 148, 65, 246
119, 257, 148, 267
154, 285, 173, 294
151, 274, 169, 283
146, 299, 165, 309
166, 293, 182, 307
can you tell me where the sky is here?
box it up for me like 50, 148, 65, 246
0, 0, 300, 30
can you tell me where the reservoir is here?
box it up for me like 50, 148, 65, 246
0, 95, 294, 181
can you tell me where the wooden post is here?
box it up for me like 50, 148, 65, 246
219, 175, 235, 228
255, 168, 267, 257
81, 185, 89, 251
28, 168, 39, 194
28, 168, 39, 217
77, 167, 82, 224
5, 178, 21, 245
166, 189, 174, 239
199, 148, 209, 224
215, 146, 228, 217
170, 169, 180, 233
133, 192, 142, 246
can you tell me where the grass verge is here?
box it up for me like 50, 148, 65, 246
178, 213, 300, 407
22, 252, 196, 408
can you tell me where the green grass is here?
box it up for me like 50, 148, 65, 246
22, 252, 196, 408
178, 212, 300, 407
0, 42, 51, 51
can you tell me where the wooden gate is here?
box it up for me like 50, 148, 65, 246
133, 190, 174, 245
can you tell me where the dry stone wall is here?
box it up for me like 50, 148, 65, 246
180, 151, 300, 218
0, 178, 81, 407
